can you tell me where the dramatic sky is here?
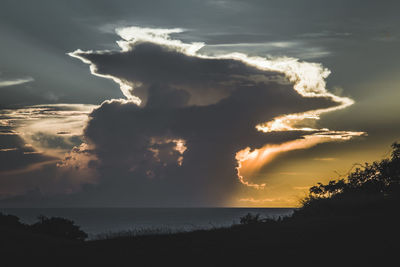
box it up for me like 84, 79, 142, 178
0, 0, 399, 207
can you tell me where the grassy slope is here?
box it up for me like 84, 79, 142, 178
1, 211, 399, 267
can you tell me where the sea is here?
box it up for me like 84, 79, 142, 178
0, 208, 294, 239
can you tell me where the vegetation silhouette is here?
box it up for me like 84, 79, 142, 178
0, 213, 87, 241
293, 142, 400, 218
239, 212, 262, 224
30, 215, 88, 241
0, 213, 23, 228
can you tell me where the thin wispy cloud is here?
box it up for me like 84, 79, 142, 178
201, 40, 331, 60
314, 157, 336, 161
0, 77, 34, 88
0, 104, 97, 157
0, 104, 99, 198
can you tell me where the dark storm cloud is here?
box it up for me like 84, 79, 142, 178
66, 39, 338, 206
0, 134, 54, 172
0, 140, 97, 199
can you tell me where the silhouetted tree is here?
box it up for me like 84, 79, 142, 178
295, 142, 400, 217
0, 212, 24, 228
30, 215, 88, 241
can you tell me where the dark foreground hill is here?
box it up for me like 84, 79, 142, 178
1, 212, 398, 266
1, 143, 400, 266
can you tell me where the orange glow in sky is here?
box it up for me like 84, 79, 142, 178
236, 132, 365, 189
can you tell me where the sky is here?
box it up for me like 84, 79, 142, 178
0, 0, 399, 207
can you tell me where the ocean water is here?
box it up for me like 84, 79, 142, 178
0, 208, 294, 239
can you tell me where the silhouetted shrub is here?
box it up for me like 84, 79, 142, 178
30, 215, 88, 241
240, 213, 262, 224
0, 212, 24, 228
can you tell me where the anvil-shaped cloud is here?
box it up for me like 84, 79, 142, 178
61, 26, 365, 206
